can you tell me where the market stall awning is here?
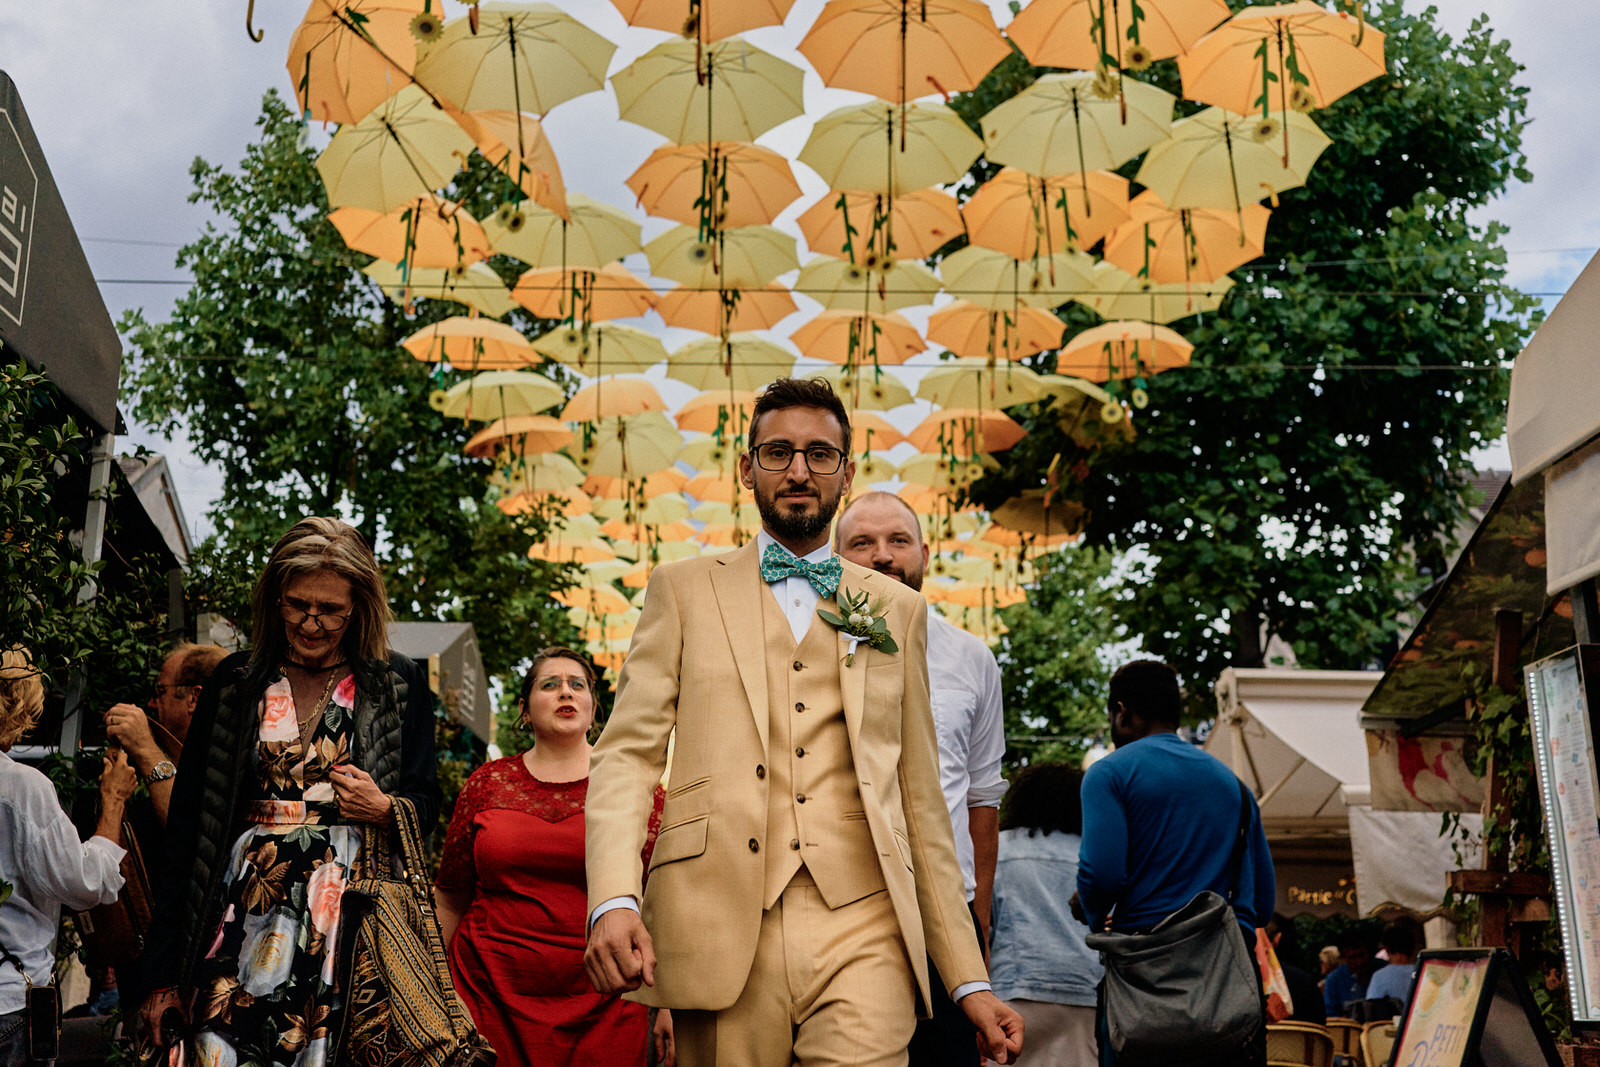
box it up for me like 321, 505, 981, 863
387, 621, 493, 743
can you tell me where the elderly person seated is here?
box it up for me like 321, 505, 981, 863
0, 648, 137, 1067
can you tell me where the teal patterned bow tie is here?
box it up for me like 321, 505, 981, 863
760, 543, 842, 598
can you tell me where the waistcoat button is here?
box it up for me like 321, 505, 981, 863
790, 839, 800, 851
795, 747, 806, 758
793, 660, 803, 671
748, 838, 760, 852
795, 702, 805, 712
756, 764, 766, 779
796, 793, 807, 803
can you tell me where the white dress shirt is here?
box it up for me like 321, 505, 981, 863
926, 613, 1008, 901
0, 750, 125, 1013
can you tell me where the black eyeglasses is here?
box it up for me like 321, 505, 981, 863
751, 442, 846, 475
279, 600, 352, 632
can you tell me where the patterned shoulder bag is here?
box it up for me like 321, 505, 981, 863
334, 798, 495, 1067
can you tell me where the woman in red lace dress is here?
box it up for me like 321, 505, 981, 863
433, 647, 669, 1067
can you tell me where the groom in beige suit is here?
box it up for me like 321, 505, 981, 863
584, 379, 1023, 1067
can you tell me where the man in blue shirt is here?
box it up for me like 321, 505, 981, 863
1323, 930, 1377, 1018
1077, 660, 1274, 1066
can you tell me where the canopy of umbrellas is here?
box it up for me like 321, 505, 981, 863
287, 0, 1385, 662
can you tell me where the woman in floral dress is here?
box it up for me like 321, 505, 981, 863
140, 518, 441, 1067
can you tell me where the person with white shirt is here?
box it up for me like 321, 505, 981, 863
0, 648, 135, 1067
836, 491, 1008, 1067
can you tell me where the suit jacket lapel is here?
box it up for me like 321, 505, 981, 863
833, 570, 879, 755
711, 541, 770, 755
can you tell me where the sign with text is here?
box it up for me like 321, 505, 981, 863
1391, 949, 1559, 1067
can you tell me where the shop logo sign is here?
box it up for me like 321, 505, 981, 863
0, 108, 38, 328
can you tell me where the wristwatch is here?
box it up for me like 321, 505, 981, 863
143, 760, 177, 786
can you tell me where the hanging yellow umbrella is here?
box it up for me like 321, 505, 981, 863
512, 262, 657, 322
585, 467, 690, 501
316, 86, 476, 213
798, 0, 1010, 104
807, 365, 916, 410
656, 284, 798, 334
561, 378, 668, 421
611, 37, 806, 143
1179, 2, 1386, 122
592, 494, 693, 526
961, 168, 1131, 260
800, 100, 984, 197
571, 412, 685, 478
1056, 320, 1193, 382
980, 72, 1174, 191
401, 316, 540, 368
795, 256, 943, 314
907, 409, 1026, 454
609, 0, 795, 39
927, 303, 1065, 361
329, 197, 490, 270
1083, 260, 1234, 324
489, 451, 587, 492
667, 333, 797, 392
286, 0, 421, 127
679, 433, 745, 473
853, 453, 900, 483
645, 224, 799, 290
486, 191, 643, 271
464, 413, 574, 459
916, 359, 1048, 409
798, 188, 965, 262
991, 492, 1087, 541
1005, 0, 1229, 72
790, 310, 926, 366
938, 246, 1096, 311
627, 142, 803, 228
531, 322, 669, 376
413, 2, 617, 115
1102, 190, 1270, 285
1134, 106, 1331, 214
430, 370, 564, 421
461, 109, 568, 217
363, 260, 519, 318
1038, 373, 1136, 446
898, 451, 999, 489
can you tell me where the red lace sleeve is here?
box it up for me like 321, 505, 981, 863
435, 763, 491, 892
639, 784, 666, 878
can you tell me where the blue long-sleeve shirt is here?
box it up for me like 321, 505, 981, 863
1077, 732, 1274, 934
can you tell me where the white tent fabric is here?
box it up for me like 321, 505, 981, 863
1544, 437, 1600, 593
1349, 805, 1482, 916
1508, 247, 1600, 485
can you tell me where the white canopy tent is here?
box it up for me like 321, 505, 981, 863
1208, 668, 1480, 916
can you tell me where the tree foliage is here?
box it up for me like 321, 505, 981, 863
956, 4, 1540, 703
120, 90, 578, 690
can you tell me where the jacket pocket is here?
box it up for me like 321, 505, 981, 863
893, 829, 914, 872
649, 815, 709, 871
666, 775, 710, 798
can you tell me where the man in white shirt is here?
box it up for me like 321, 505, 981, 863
837, 491, 1008, 1067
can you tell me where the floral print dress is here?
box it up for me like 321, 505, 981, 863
192, 672, 362, 1067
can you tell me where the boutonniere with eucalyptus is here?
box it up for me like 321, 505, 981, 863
818, 587, 899, 666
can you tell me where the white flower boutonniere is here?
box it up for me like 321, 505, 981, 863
818, 586, 900, 667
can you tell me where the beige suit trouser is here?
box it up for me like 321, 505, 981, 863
674, 871, 918, 1067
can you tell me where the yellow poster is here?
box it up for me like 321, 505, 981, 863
1393, 957, 1490, 1067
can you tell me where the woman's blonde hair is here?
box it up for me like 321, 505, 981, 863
250, 517, 392, 670
0, 647, 46, 749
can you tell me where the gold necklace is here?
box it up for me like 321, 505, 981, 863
286, 664, 341, 725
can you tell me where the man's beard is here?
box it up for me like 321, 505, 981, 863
870, 561, 923, 592
755, 481, 843, 544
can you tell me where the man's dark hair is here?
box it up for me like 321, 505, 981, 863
1267, 913, 1300, 960
1337, 927, 1373, 953
749, 377, 852, 455
999, 762, 1084, 837
1108, 659, 1182, 727
1379, 921, 1417, 958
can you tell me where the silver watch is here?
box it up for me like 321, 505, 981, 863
143, 759, 177, 785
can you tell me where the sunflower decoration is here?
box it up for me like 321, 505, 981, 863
1091, 67, 1121, 101
1100, 400, 1125, 423
410, 9, 444, 42
1289, 84, 1317, 113
686, 241, 714, 266
1250, 116, 1282, 144
1122, 43, 1153, 72
495, 202, 526, 233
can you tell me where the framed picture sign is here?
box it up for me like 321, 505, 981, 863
1390, 949, 1559, 1067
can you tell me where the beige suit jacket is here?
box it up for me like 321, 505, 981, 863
585, 540, 988, 1012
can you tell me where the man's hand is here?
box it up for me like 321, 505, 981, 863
958, 989, 1024, 1065
652, 1007, 675, 1067
584, 907, 656, 994
105, 703, 163, 768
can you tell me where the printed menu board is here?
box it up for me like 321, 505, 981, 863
1392, 955, 1491, 1067
1526, 647, 1600, 1022
1392, 950, 1561, 1067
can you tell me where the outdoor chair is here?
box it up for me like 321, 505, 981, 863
1326, 1017, 1365, 1065
1361, 1020, 1398, 1067
1266, 1021, 1335, 1067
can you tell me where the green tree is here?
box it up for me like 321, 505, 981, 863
955, 4, 1539, 702
120, 90, 578, 694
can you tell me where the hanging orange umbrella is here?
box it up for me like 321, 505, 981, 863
962, 168, 1130, 260
561, 378, 668, 421
927, 303, 1065, 361
461, 109, 568, 218
512, 262, 657, 322
907, 410, 1026, 455
850, 411, 909, 451
1056, 320, 1193, 381
1179, 2, 1387, 120
798, 189, 965, 262
609, 0, 795, 39
790, 310, 926, 366
585, 468, 690, 502
799, 0, 1011, 105
401, 316, 540, 369
626, 142, 802, 228
683, 470, 740, 504
1005, 0, 1229, 72
1102, 190, 1270, 285
675, 391, 757, 434
464, 414, 574, 459
286, 0, 421, 127
329, 197, 489, 270
656, 284, 798, 334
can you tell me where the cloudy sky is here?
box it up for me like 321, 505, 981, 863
3, 0, 1594, 540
